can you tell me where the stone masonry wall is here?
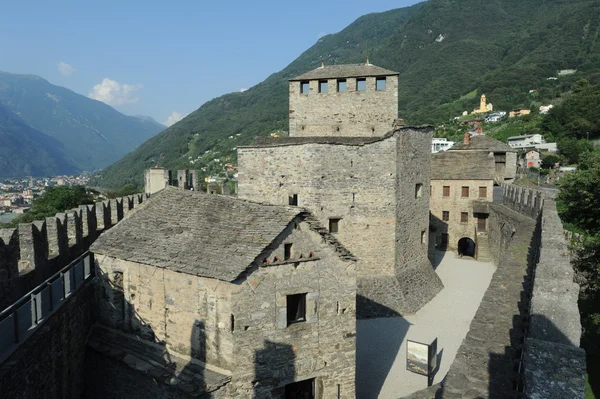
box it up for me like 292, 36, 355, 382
391, 128, 444, 315
238, 127, 443, 317
0, 282, 95, 399
228, 221, 356, 398
289, 75, 398, 137
429, 179, 494, 251
94, 255, 236, 370
0, 193, 149, 311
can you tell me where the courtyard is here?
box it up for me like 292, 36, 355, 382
356, 250, 496, 398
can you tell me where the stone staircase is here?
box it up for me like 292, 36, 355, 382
476, 233, 491, 262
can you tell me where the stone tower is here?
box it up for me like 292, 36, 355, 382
288, 61, 399, 137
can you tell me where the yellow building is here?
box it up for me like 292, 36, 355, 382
472, 94, 493, 114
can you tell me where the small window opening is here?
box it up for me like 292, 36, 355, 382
443, 186, 450, 197
356, 78, 366, 91
300, 81, 310, 94
421, 230, 426, 244
461, 186, 469, 198
479, 186, 487, 198
285, 378, 315, 398
284, 243, 293, 260
329, 218, 340, 233
319, 80, 328, 93
287, 293, 306, 325
289, 194, 298, 206
442, 211, 449, 221
337, 79, 347, 92
230, 314, 235, 332
461, 212, 468, 223
376, 77, 386, 90
415, 183, 423, 198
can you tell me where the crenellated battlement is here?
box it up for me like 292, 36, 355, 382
499, 183, 545, 219
0, 193, 149, 311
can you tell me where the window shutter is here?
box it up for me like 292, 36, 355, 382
305, 292, 319, 324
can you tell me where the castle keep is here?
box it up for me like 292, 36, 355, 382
288, 62, 399, 137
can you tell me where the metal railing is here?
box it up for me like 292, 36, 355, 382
0, 252, 95, 363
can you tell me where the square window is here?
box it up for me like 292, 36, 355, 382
300, 81, 310, 94
479, 186, 487, 198
287, 293, 306, 325
288, 194, 298, 206
376, 77, 386, 90
356, 78, 366, 91
461, 212, 468, 223
329, 218, 340, 233
443, 186, 450, 197
415, 183, 423, 198
442, 211, 449, 221
337, 79, 347, 92
318, 80, 328, 93
461, 186, 469, 197
284, 243, 293, 260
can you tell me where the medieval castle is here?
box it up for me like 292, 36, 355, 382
0, 62, 586, 398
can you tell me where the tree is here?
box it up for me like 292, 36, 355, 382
2, 186, 96, 227
558, 137, 592, 165
557, 151, 600, 233
541, 154, 561, 169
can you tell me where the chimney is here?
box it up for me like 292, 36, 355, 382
320, 59, 325, 68
464, 132, 470, 145
366, 56, 371, 65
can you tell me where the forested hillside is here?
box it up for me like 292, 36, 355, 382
94, 0, 600, 188
0, 104, 78, 178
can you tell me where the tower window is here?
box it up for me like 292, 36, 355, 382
479, 186, 487, 198
376, 77, 386, 91
287, 293, 306, 325
442, 211, 449, 221
337, 79, 347, 92
329, 218, 340, 233
443, 186, 450, 197
300, 81, 310, 94
319, 80, 328, 93
356, 78, 366, 91
461, 212, 468, 223
288, 194, 298, 206
462, 186, 470, 197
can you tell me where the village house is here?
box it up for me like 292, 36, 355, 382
90, 188, 357, 398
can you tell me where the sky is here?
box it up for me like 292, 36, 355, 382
0, 0, 419, 126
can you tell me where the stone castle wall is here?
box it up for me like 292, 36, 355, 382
288, 76, 398, 137
0, 193, 149, 311
238, 127, 443, 317
0, 282, 95, 399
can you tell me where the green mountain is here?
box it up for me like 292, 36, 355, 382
95, 0, 600, 188
0, 72, 164, 172
0, 104, 78, 178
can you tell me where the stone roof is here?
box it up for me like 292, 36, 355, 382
242, 126, 432, 148
91, 188, 354, 281
290, 63, 398, 81
431, 151, 496, 180
450, 134, 515, 152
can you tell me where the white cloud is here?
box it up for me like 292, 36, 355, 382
240, 88, 248, 92
57, 61, 75, 77
88, 78, 143, 106
164, 111, 188, 127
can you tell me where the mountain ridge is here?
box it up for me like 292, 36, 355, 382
92, 0, 600, 188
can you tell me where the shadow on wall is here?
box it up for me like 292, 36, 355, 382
254, 341, 298, 398
486, 212, 540, 397
428, 212, 447, 269
356, 295, 411, 399
85, 267, 214, 398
